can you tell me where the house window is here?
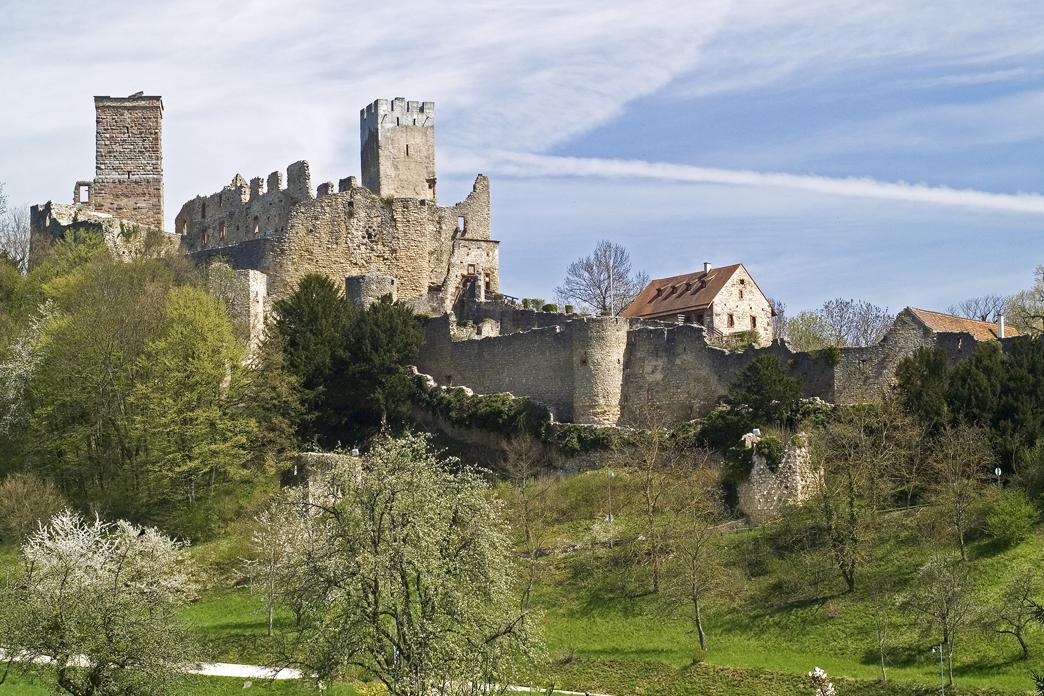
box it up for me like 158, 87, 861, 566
696, 313, 704, 325
751, 316, 757, 329
727, 313, 735, 328
739, 289, 745, 300
467, 264, 476, 275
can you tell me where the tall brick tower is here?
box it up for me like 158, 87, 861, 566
360, 98, 436, 200
87, 92, 164, 229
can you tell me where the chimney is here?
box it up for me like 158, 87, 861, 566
999, 314, 1006, 339
703, 261, 712, 273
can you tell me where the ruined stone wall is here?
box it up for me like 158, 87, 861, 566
28, 202, 178, 270
617, 324, 837, 425
736, 433, 820, 524
417, 315, 577, 421
178, 165, 495, 310
89, 95, 164, 230
360, 98, 436, 200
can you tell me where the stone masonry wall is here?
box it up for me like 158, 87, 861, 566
708, 265, 774, 347
416, 303, 989, 428
360, 98, 436, 200
178, 165, 497, 310
89, 95, 164, 230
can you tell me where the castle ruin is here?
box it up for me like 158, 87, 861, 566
27, 92, 1022, 433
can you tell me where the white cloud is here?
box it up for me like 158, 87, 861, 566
458, 150, 1044, 215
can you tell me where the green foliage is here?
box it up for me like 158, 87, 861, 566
755, 434, 785, 472
895, 346, 951, 429
721, 330, 761, 351
784, 310, 834, 352
895, 338, 1044, 466
727, 355, 803, 429
271, 275, 423, 444
564, 304, 574, 314
542, 303, 559, 313
814, 344, 842, 366
257, 434, 536, 694
0, 511, 196, 696
984, 489, 1038, 547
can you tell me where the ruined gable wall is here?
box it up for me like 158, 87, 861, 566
709, 266, 774, 346
831, 309, 936, 404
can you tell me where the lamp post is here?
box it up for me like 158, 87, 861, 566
932, 644, 945, 696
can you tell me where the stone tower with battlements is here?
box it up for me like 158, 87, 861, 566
75, 92, 164, 229
360, 98, 436, 200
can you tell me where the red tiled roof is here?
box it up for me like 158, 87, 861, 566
908, 307, 1020, 341
621, 264, 742, 319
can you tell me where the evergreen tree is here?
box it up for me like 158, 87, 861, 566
894, 347, 950, 429
947, 341, 1004, 426
726, 355, 802, 428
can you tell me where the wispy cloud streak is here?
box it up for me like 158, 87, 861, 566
468, 151, 1044, 215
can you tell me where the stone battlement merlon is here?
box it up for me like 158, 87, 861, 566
360, 97, 436, 127
94, 94, 164, 111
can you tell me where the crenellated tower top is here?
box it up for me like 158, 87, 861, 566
360, 97, 436, 200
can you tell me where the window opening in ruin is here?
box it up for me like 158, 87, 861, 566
458, 216, 465, 232
201, 229, 208, 246
751, 316, 757, 329
405, 144, 410, 157
727, 313, 735, 328
484, 273, 491, 292
201, 202, 206, 219
124, 126, 130, 136
78, 186, 90, 203
252, 217, 260, 236
218, 221, 226, 242
396, 117, 401, 126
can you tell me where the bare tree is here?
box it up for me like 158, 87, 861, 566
555, 240, 648, 316
785, 298, 892, 350
927, 425, 992, 561
0, 185, 30, 273
768, 297, 786, 342
948, 295, 1008, 323
985, 570, 1042, 660
901, 554, 979, 688
502, 436, 555, 614
668, 448, 727, 652
820, 298, 892, 347
1005, 265, 1044, 335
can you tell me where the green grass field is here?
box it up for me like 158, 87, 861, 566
3, 464, 1043, 695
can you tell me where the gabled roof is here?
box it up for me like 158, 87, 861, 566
908, 307, 1019, 341
621, 264, 743, 319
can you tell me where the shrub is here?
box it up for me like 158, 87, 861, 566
564, 304, 574, 314
541, 303, 558, 313
984, 489, 1038, 547
814, 345, 841, 366
755, 434, 786, 472
0, 473, 69, 541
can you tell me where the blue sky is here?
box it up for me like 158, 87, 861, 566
1, 0, 1043, 314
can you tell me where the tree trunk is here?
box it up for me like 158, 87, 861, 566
694, 596, 707, 651
946, 643, 955, 687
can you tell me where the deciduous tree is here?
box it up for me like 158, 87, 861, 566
0, 511, 195, 695
555, 240, 648, 316
262, 434, 537, 696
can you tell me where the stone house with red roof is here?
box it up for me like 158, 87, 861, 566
621, 262, 774, 347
